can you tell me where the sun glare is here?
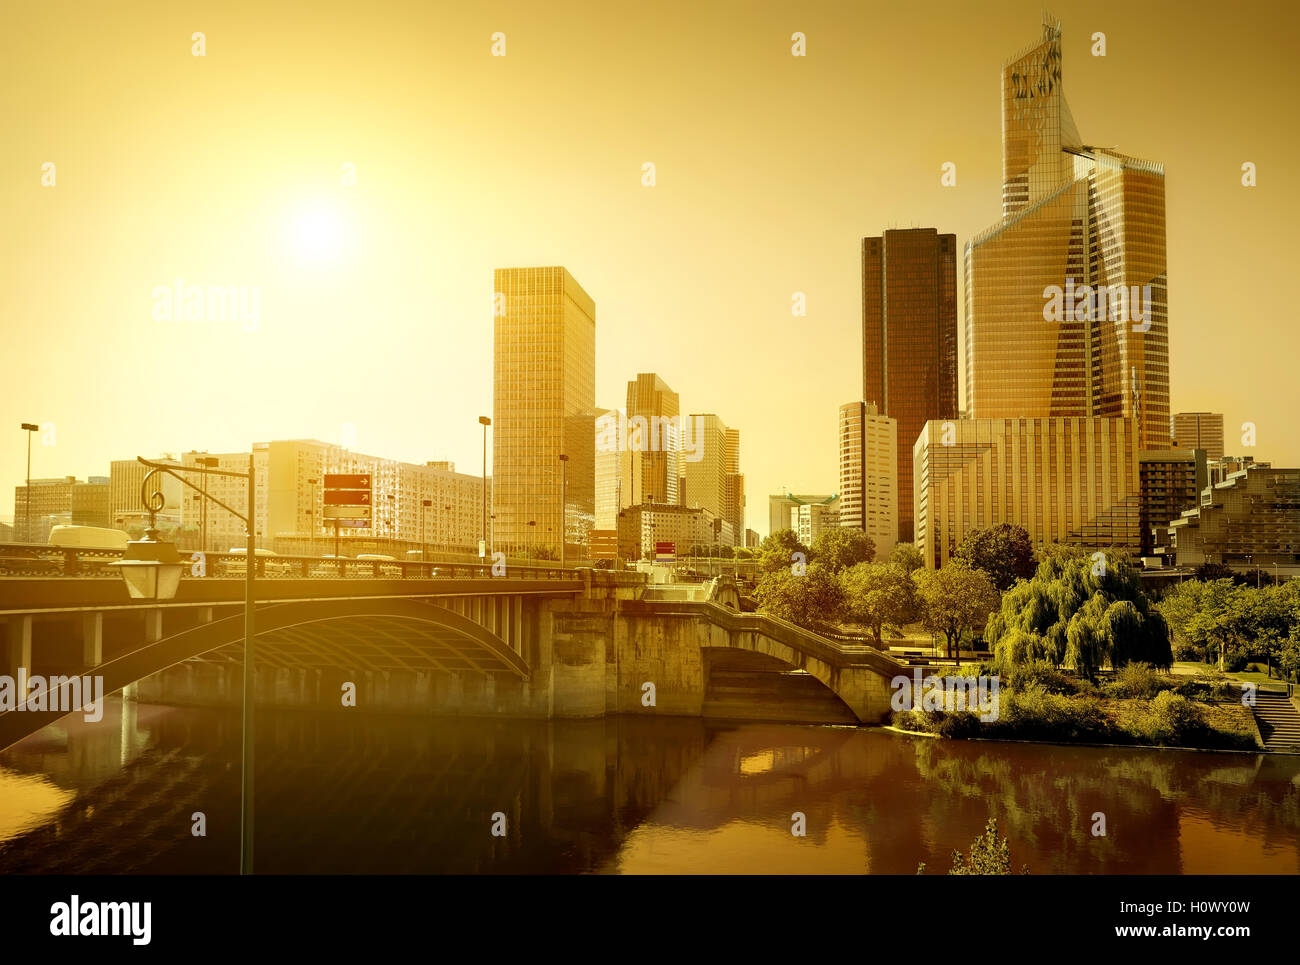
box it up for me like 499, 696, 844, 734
288, 205, 346, 262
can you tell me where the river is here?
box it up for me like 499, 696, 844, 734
1, 698, 1297, 874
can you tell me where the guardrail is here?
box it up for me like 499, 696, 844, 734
0, 543, 575, 581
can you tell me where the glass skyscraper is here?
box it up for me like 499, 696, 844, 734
966, 19, 1171, 450
492, 266, 596, 559
861, 228, 959, 543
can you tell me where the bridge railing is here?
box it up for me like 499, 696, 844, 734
0, 543, 575, 581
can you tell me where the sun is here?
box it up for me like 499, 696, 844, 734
288, 205, 346, 262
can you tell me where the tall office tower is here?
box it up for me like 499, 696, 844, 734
683, 414, 738, 543
593, 407, 632, 530
838, 402, 898, 559
966, 19, 1170, 450
1171, 412, 1225, 461
862, 228, 958, 544
492, 267, 596, 559
625, 373, 681, 505
914, 416, 1142, 568
724, 427, 745, 539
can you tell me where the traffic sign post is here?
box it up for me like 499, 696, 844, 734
322, 473, 373, 568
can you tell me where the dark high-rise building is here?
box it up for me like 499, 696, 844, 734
861, 228, 958, 543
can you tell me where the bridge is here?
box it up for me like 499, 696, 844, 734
0, 545, 906, 749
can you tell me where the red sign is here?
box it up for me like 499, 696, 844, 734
655, 541, 675, 560
324, 490, 371, 505
323, 473, 371, 490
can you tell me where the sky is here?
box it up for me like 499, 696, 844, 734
3, 0, 1297, 536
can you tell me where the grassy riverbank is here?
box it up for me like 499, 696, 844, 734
890, 662, 1260, 751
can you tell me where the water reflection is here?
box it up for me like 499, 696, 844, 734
1, 703, 1296, 874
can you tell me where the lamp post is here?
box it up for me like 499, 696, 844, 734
421, 499, 431, 566
197, 456, 219, 553
305, 477, 318, 555
528, 519, 536, 564
112, 455, 257, 874
558, 453, 568, 567
479, 416, 491, 558
20, 423, 38, 542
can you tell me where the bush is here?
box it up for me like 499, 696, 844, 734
1130, 691, 1204, 745
1223, 652, 1249, 673
1006, 661, 1075, 696
1172, 676, 1233, 701
993, 684, 1113, 742
1172, 641, 1204, 662
936, 711, 982, 739
1112, 662, 1172, 699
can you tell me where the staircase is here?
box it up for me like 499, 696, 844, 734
702, 669, 859, 725
1252, 692, 1300, 752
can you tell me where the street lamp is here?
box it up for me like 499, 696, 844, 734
478, 416, 491, 558
112, 455, 257, 874
20, 423, 39, 542
421, 499, 431, 565
198, 456, 220, 553
558, 453, 568, 567
305, 476, 318, 553
528, 519, 536, 564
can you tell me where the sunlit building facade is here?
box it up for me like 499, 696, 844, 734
862, 229, 958, 543
493, 267, 596, 559
626, 373, 681, 506
965, 20, 1170, 451
838, 401, 897, 560
1172, 412, 1225, 461
914, 416, 1142, 568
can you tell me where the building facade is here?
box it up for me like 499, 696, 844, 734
493, 266, 596, 560
1167, 468, 1300, 572
1138, 448, 1207, 557
616, 502, 717, 561
1172, 412, 1225, 461
862, 228, 958, 542
792, 498, 840, 548
965, 20, 1171, 451
625, 373, 681, 506
914, 417, 1142, 568
682, 414, 741, 545
838, 401, 898, 560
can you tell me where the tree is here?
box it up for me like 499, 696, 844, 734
752, 563, 844, 630
946, 817, 1028, 875
810, 527, 875, 574
912, 562, 999, 660
757, 529, 809, 574
840, 562, 915, 647
988, 551, 1171, 677
889, 542, 925, 575
953, 524, 1036, 592
1161, 578, 1251, 671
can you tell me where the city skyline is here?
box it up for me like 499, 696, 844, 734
4, 1, 1298, 538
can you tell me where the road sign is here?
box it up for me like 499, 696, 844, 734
324, 505, 371, 520
478, 539, 487, 559
655, 540, 675, 561
324, 490, 371, 506
323, 473, 371, 490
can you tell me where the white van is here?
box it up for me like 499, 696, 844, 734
48, 525, 129, 551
